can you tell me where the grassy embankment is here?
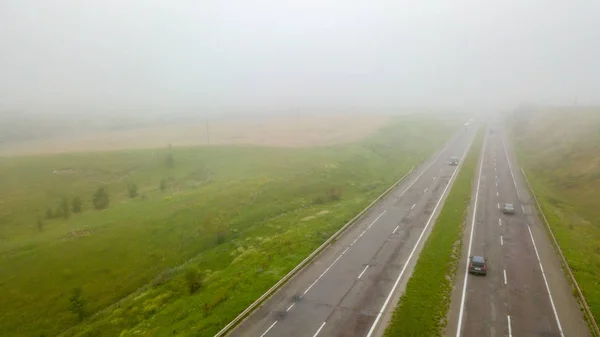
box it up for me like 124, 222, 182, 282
0, 115, 460, 337
510, 108, 600, 327
383, 127, 483, 337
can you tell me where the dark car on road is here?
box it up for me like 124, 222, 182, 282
468, 255, 487, 275
502, 203, 515, 214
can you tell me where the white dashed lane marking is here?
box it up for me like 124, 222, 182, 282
358, 265, 369, 279
312, 322, 326, 337
261, 321, 278, 337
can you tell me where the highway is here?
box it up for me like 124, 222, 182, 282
227, 126, 478, 337
447, 127, 591, 337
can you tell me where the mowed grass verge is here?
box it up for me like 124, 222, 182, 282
383, 128, 483, 337
0, 115, 460, 337
510, 108, 600, 327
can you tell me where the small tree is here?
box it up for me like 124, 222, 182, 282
160, 179, 167, 192
72, 197, 82, 213
68, 287, 87, 321
46, 208, 55, 219
216, 225, 229, 245
37, 218, 44, 232
184, 268, 204, 294
60, 197, 70, 219
127, 183, 138, 199
165, 153, 174, 168
92, 187, 110, 210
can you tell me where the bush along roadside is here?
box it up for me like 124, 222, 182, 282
383, 128, 484, 337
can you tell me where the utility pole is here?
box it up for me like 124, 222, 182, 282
206, 120, 210, 145
296, 108, 300, 145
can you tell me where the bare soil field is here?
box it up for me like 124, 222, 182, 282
0, 114, 392, 156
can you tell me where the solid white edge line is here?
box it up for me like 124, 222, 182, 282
358, 265, 370, 279
505, 132, 564, 336
312, 322, 326, 337
504, 269, 507, 284
455, 133, 487, 337
366, 134, 476, 337
527, 224, 565, 337
502, 136, 521, 200
507, 315, 512, 337
392, 225, 399, 234
260, 321, 278, 337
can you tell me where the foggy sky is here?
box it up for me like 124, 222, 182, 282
1, 0, 599, 112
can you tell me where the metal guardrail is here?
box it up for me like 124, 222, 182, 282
213, 165, 417, 337
521, 168, 600, 337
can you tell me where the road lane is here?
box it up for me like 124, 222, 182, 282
496, 136, 562, 336
228, 127, 477, 337
447, 126, 591, 337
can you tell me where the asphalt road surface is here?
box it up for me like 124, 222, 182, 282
446, 127, 591, 337
227, 126, 478, 337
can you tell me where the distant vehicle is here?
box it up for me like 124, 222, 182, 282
449, 156, 459, 166
502, 203, 515, 214
468, 255, 487, 275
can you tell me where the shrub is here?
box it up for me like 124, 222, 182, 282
326, 187, 342, 201
184, 268, 204, 294
72, 197, 82, 213
60, 197, 70, 219
68, 287, 87, 321
127, 183, 138, 199
45, 208, 55, 219
92, 187, 110, 210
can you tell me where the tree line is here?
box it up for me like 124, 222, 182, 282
41, 152, 176, 229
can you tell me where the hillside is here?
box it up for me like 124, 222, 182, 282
0, 115, 460, 336
510, 107, 600, 326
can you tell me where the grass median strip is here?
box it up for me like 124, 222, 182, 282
383, 128, 484, 337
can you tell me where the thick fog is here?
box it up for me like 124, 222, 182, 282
1, 0, 599, 113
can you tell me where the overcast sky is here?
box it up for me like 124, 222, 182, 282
1, 0, 599, 112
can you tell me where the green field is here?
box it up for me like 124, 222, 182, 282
510, 107, 600, 327
0, 115, 459, 336
383, 128, 483, 337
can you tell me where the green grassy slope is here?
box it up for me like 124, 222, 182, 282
383, 128, 483, 337
509, 107, 600, 326
0, 115, 460, 337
